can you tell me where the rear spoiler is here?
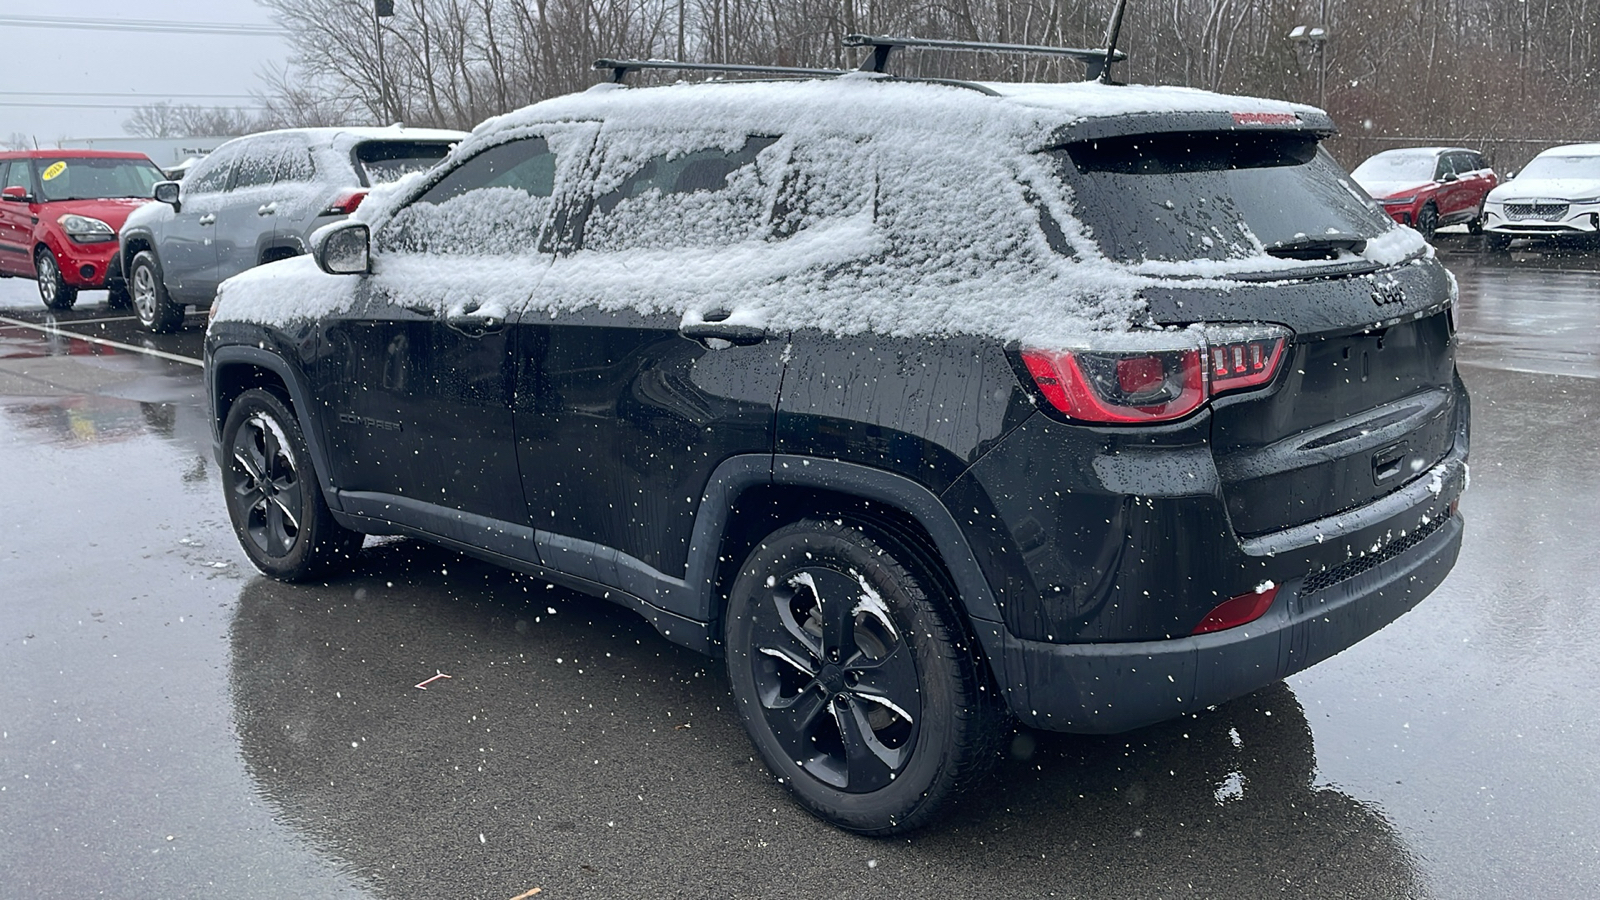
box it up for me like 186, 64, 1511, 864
1049, 109, 1338, 146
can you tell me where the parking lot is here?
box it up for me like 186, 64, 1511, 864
1, 234, 1598, 899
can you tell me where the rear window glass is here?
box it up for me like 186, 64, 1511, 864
1048, 131, 1394, 264
355, 140, 455, 185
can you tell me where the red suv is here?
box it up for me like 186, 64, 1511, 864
0, 150, 166, 310
1350, 147, 1498, 239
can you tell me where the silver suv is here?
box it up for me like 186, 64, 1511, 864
119, 126, 464, 331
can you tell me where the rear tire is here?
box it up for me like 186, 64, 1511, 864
724, 520, 1000, 835
106, 283, 132, 310
222, 388, 362, 581
129, 250, 184, 333
35, 247, 77, 310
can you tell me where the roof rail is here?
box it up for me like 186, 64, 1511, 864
595, 59, 848, 84
842, 34, 1128, 81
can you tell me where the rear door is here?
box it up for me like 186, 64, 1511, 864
213, 137, 283, 284
511, 130, 789, 603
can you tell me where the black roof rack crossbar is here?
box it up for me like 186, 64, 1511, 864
843, 34, 1128, 80
595, 58, 848, 84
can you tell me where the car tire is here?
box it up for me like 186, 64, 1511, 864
105, 283, 132, 310
1416, 203, 1439, 240
1467, 203, 1485, 235
35, 247, 77, 310
724, 519, 1001, 835
222, 387, 362, 582
129, 250, 184, 333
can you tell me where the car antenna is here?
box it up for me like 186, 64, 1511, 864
1096, 0, 1130, 84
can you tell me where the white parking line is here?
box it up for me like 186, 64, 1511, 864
0, 314, 203, 367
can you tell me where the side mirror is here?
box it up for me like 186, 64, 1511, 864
153, 181, 181, 211
1440, 172, 1459, 183
1, 186, 29, 202
313, 221, 370, 275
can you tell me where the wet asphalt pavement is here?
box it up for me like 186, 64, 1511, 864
2, 236, 1598, 899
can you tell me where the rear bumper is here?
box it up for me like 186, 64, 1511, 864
986, 448, 1466, 734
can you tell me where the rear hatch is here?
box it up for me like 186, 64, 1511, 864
1046, 125, 1460, 535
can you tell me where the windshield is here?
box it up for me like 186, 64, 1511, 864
1047, 131, 1396, 264
355, 140, 455, 185
1352, 152, 1437, 184
34, 156, 164, 201
1517, 153, 1600, 181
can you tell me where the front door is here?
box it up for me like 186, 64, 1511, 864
0, 161, 35, 276
314, 129, 591, 553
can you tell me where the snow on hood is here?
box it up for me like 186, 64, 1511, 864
1355, 180, 1431, 200
217, 77, 1419, 349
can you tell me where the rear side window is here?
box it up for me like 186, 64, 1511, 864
230, 142, 281, 190
577, 135, 778, 252
355, 140, 454, 185
1049, 131, 1394, 264
377, 136, 556, 256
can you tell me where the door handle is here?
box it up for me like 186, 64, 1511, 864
257, 203, 277, 216
679, 322, 766, 347
199, 214, 216, 226
445, 311, 506, 337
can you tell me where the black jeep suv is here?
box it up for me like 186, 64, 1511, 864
204, 62, 1468, 834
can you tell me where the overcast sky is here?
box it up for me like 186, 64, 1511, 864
3, 0, 292, 145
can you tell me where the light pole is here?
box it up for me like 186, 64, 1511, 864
375, 0, 395, 123
1288, 24, 1329, 109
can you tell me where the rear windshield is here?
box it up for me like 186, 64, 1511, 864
33, 156, 164, 202
354, 140, 455, 185
1047, 131, 1394, 264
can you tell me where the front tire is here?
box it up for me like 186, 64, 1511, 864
35, 247, 77, 310
222, 388, 361, 581
724, 520, 999, 834
129, 250, 184, 333
1416, 203, 1439, 240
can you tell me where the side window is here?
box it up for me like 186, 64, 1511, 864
274, 146, 316, 184
3, 161, 33, 195
230, 143, 280, 190
185, 145, 239, 194
578, 135, 778, 252
376, 136, 557, 256
1433, 155, 1455, 181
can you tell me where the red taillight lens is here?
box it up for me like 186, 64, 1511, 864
1023, 347, 1204, 424
1193, 583, 1280, 635
321, 189, 369, 216
1022, 324, 1289, 425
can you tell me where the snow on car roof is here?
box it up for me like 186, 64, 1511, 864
216, 76, 1423, 348
1532, 142, 1600, 157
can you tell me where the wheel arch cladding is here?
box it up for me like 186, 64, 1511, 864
209, 345, 342, 512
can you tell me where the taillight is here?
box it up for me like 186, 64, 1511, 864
321, 189, 368, 216
1021, 324, 1290, 425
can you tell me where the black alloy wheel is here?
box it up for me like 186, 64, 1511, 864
222, 388, 361, 581
725, 520, 999, 834
1416, 203, 1439, 240
35, 247, 77, 310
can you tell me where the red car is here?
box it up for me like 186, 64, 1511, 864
0, 149, 166, 310
1350, 147, 1498, 239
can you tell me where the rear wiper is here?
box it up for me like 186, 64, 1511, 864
1265, 233, 1368, 260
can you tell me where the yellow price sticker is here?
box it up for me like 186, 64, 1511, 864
41, 161, 67, 181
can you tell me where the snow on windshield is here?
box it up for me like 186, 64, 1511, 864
214, 77, 1424, 349
1518, 152, 1600, 180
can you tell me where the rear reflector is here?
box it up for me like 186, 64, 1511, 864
1193, 583, 1280, 635
1021, 324, 1290, 424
